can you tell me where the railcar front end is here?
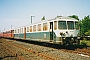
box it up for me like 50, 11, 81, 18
53, 19, 80, 45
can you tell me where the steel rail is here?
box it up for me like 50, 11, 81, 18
4, 39, 56, 60
1, 44, 25, 60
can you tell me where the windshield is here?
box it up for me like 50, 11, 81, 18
67, 21, 74, 29
58, 21, 67, 29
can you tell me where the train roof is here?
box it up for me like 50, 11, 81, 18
48, 16, 78, 21
14, 16, 78, 29
34, 16, 78, 24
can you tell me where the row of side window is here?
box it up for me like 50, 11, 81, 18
14, 23, 48, 33
15, 21, 57, 33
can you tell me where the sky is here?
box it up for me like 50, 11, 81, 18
0, 0, 90, 32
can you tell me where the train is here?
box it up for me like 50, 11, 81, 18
0, 30, 14, 38
0, 16, 80, 45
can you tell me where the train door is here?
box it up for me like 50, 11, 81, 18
50, 22, 53, 42
24, 27, 26, 39
11, 30, 14, 38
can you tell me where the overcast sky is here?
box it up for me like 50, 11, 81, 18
0, 0, 90, 32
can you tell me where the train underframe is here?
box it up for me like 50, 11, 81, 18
60, 37, 80, 45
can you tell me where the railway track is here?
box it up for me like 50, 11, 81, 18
10, 38, 90, 57
1, 44, 25, 60
61, 48, 90, 57
1, 38, 56, 60
0, 41, 24, 60
0, 38, 90, 60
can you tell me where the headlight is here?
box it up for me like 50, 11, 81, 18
66, 31, 68, 33
60, 32, 66, 36
60, 32, 63, 35
63, 37, 66, 40
70, 34, 73, 37
71, 38, 74, 40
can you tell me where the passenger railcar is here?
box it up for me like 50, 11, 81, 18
0, 30, 14, 38
14, 16, 80, 45
0, 32, 3, 37
7, 30, 14, 38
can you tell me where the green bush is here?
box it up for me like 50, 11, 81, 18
80, 40, 87, 46
80, 39, 90, 46
87, 41, 90, 46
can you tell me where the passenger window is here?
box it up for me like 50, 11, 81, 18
33, 25, 36, 32
54, 21, 57, 30
22, 28, 23, 33
75, 22, 79, 30
15, 30, 16, 33
16, 29, 17, 33
20, 28, 21, 33
12, 30, 14, 33
67, 21, 74, 29
27, 27, 29, 32
18, 29, 19, 33
58, 21, 67, 29
38, 24, 41, 31
30, 26, 32, 32
43, 23, 48, 31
